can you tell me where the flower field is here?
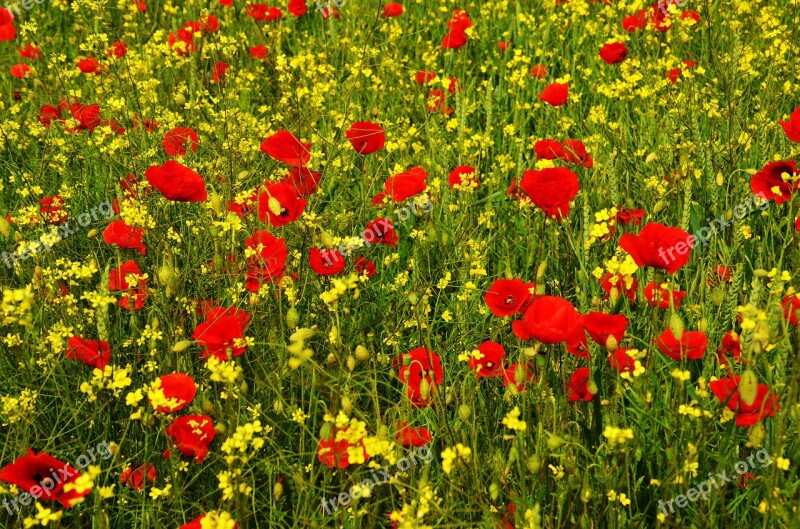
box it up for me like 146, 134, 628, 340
1, 0, 799, 527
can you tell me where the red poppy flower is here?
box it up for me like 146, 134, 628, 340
619, 221, 693, 274
193, 306, 252, 361
10, 63, 29, 79
537, 82, 568, 106
716, 330, 741, 365
583, 312, 628, 348
168, 28, 196, 55
374, 166, 428, 203
415, 70, 436, 84
681, 9, 700, 23
599, 42, 628, 64
469, 340, 506, 378
0, 8, 16, 41
709, 376, 779, 427
425, 89, 453, 115
39, 105, 63, 127
162, 127, 198, 156
180, 514, 238, 529
448, 165, 479, 189
442, 28, 468, 49
0, 450, 89, 508
529, 64, 548, 78
346, 121, 385, 155
517, 167, 580, 220
280, 167, 322, 196
650, 3, 671, 32
782, 294, 800, 326
567, 367, 595, 402
288, 0, 306, 16
164, 415, 216, 463
257, 181, 307, 226
498, 41, 510, 52
120, 464, 156, 491
643, 281, 686, 309
109, 41, 127, 58
561, 139, 593, 168
448, 8, 471, 30
103, 220, 146, 255
398, 348, 443, 407
502, 362, 535, 392
750, 160, 799, 204
615, 206, 646, 226
211, 61, 229, 82
534, 139, 564, 160
65, 336, 111, 369
109, 260, 149, 310
309, 247, 345, 276
382, 2, 403, 17
396, 422, 431, 447
245, 229, 287, 276
77, 57, 103, 74
512, 296, 584, 346
68, 103, 102, 132
39, 195, 68, 225
608, 347, 637, 374
148, 373, 196, 413
779, 107, 800, 143
354, 256, 376, 277
260, 129, 311, 167
317, 428, 370, 469
655, 328, 708, 361
622, 10, 647, 31
484, 278, 534, 317
249, 44, 268, 59
145, 160, 207, 202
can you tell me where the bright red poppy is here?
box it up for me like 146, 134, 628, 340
257, 181, 307, 226
109, 260, 149, 310
10, 63, 29, 79
599, 42, 628, 64
288, 0, 306, 16
608, 347, 637, 374
778, 107, 800, 142
567, 367, 595, 402
0, 450, 89, 508
448, 165, 480, 189
654, 328, 708, 361
619, 222, 693, 274
164, 415, 216, 463
538, 82, 568, 106
103, 220, 146, 255
518, 167, 580, 220
502, 362, 535, 392
148, 373, 196, 413
782, 294, 800, 326
622, 10, 647, 31
0, 8, 16, 41
260, 129, 311, 167
583, 312, 628, 348
512, 296, 584, 347
192, 306, 252, 361
317, 428, 369, 469
709, 376, 779, 427
120, 464, 157, 491
162, 127, 198, 156
39, 195, 68, 225
396, 421, 432, 447
346, 121, 385, 155
374, 166, 428, 203
643, 281, 686, 309
65, 336, 111, 369
145, 160, 208, 202
716, 330, 742, 365
398, 348, 443, 407
309, 247, 345, 276
484, 278, 534, 317
382, 2, 403, 17
469, 340, 506, 378
750, 160, 799, 204
280, 167, 322, 196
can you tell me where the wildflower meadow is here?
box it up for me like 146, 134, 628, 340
0, 0, 799, 528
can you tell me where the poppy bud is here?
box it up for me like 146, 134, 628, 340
547, 434, 563, 451
273, 399, 284, 413
739, 370, 759, 406
209, 192, 224, 215
715, 172, 724, 186
87, 228, 99, 238
371, 106, 379, 117
515, 365, 526, 386
203, 400, 214, 413
239, 380, 248, 393
645, 152, 658, 163
355, 345, 369, 361
418, 378, 431, 399
669, 313, 684, 339
536, 260, 547, 279
267, 196, 282, 216
346, 355, 356, 371
237, 170, 250, 181
215, 422, 227, 434
151, 317, 159, 332
458, 404, 471, 422
341, 395, 352, 413
523, 347, 536, 358
711, 288, 725, 306
326, 353, 336, 365
320, 230, 334, 248
489, 482, 500, 501
726, 210, 734, 221
605, 335, 619, 352
273, 481, 284, 500
408, 292, 418, 305
753, 269, 769, 277
0, 216, 11, 237
172, 340, 193, 352
286, 307, 300, 328
440, 231, 448, 245
319, 422, 333, 440
174, 93, 186, 106
747, 421, 765, 447
653, 200, 667, 213
698, 317, 708, 332
527, 455, 541, 472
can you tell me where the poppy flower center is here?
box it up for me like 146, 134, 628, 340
485, 362, 494, 368
505, 295, 515, 305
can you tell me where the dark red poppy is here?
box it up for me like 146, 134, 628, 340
709, 376, 779, 427
249, 44, 268, 59
396, 421, 431, 447
148, 373, 196, 413
537, 82, 568, 106
120, 464, 156, 491
260, 129, 311, 166
534, 139, 564, 160
448, 165, 479, 189
346, 121, 385, 155
164, 415, 216, 463
716, 330, 741, 365
517, 167, 580, 220
109, 260, 149, 310
442, 28, 467, 49
103, 220, 146, 255
599, 42, 628, 64
69, 103, 102, 131
382, 2, 403, 17
615, 205, 646, 226
211, 61, 229, 82
643, 281, 686, 309
512, 296, 584, 346
65, 336, 111, 369
469, 340, 506, 378
10, 63, 29, 79
622, 10, 647, 31
309, 247, 345, 276
109, 41, 127, 58
163, 127, 198, 156
145, 160, 207, 202
583, 312, 628, 348
257, 181, 307, 226
192, 306, 252, 361
317, 428, 369, 469
354, 256, 376, 277
39, 195, 68, 225
280, 167, 322, 196
655, 328, 708, 361
779, 107, 800, 143
502, 362, 535, 392
750, 160, 799, 204
0, 450, 89, 508
415, 70, 436, 84
567, 367, 595, 402
608, 347, 637, 374
529, 65, 548, 78
398, 348, 443, 407
782, 294, 800, 326
77, 57, 103, 74
0, 9, 16, 41
374, 166, 428, 203
39, 105, 63, 127
288, 0, 306, 16
484, 278, 534, 317
619, 222, 693, 274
